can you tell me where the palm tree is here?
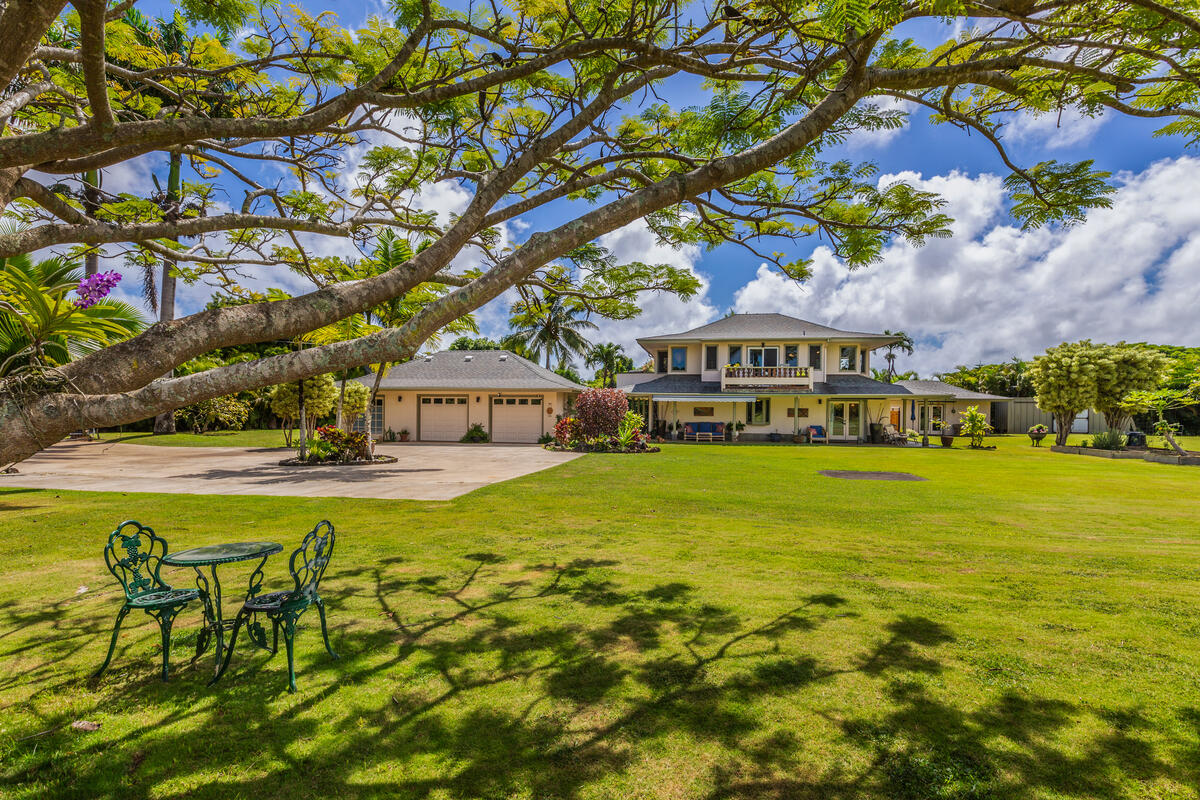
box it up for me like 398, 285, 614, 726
881, 329, 915, 380
507, 293, 597, 369
0, 253, 147, 377
586, 342, 630, 387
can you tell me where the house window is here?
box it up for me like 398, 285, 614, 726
671, 347, 687, 371
808, 345, 822, 370
785, 345, 799, 367
728, 345, 742, 366
747, 347, 778, 367
351, 397, 384, 434
860, 351, 867, 373
746, 398, 771, 425
694, 406, 715, 417
839, 345, 857, 371
657, 350, 668, 372
705, 345, 718, 370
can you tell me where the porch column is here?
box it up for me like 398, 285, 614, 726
921, 399, 929, 447
648, 398, 655, 435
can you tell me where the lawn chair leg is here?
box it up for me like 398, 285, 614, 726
271, 618, 279, 655
92, 604, 130, 679
195, 625, 210, 659
282, 617, 297, 693
209, 609, 247, 686
155, 609, 179, 683
315, 597, 338, 660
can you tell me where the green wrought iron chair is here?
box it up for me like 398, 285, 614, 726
211, 520, 338, 692
94, 520, 200, 682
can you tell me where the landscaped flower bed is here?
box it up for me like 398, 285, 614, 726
278, 425, 397, 465
544, 389, 659, 454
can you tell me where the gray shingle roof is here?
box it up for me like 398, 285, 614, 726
616, 372, 926, 397
358, 350, 585, 392
636, 313, 893, 345
894, 380, 1006, 401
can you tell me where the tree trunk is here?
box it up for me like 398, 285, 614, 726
336, 377, 346, 430
1054, 412, 1073, 446
365, 361, 387, 451
81, 169, 101, 277
153, 152, 181, 435
297, 380, 307, 460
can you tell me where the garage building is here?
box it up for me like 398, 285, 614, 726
356, 350, 584, 443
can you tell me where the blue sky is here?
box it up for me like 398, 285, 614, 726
103, 1, 1200, 377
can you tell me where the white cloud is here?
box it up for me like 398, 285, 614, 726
1008, 107, 1109, 149
732, 156, 1200, 376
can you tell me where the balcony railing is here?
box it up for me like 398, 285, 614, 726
722, 365, 812, 390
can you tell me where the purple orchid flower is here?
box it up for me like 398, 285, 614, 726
74, 271, 122, 309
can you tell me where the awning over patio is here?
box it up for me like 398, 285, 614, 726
650, 395, 758, 402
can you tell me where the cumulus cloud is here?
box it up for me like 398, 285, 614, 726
732, 156, 1200, 375
1007, 107, 1109, 149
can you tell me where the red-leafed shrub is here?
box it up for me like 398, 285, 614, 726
554, 416, 583, 446
576, 388, 628, 438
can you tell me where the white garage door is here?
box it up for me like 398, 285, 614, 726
419, 395, 468, 441
491, 396, 544, 443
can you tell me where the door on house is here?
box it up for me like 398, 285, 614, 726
746, 347, 778, 368
829, 401, 862, 441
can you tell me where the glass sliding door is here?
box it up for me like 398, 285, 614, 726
829, 401, 862, 441
847, 401, 861, 439
831, 402, 846, 437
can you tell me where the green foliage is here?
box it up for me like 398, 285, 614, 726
1028, 341, 1105, 446
269, 375, 339, 433
960, 406, 992, 448
1090, 430, 1127, 451
507, 292, 597, 370
460, 423, 490, 443
173, 395, 250, 435
586, 343, 631, 387
938, 359, 1031, 397
1093, 345, 1170, 431
1005, 160, 1116, 229
0, 253, 146, 376
616, 411, 646, 450
340, 380, 370, 420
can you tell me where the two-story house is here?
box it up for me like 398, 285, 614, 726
615, 313, 998, 442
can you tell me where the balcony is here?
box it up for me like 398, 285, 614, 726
721, 365, 811, 391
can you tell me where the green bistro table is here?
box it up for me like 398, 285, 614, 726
162, 541, 283, 679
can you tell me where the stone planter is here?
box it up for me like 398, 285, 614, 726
1028, 432, 1047, 446
869, 422, 884, 444
939, 433, 955, 447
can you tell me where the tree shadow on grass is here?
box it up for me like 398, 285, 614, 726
1, 555, 1197, 799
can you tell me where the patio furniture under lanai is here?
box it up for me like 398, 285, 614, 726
161, 540, 284, 679
211, 521, 339, 693
93, 521, 201, 682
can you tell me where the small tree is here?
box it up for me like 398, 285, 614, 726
1122, 381, 1199, 456
269, 375, 338, 445
959, 405, 993, 449
575, 388, 629, 439
340, 381, 370, 429
1093, 345, 1170, 432
880, 330, 914, 381
174, 396, 250, 435
1028, 341, 1104, 446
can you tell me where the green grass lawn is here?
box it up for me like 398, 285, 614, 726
96, 429, 292, 448
2, 441, 1199, 799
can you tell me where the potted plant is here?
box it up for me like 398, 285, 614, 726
734, 421, 746, 441
1028, 423, 1048, 446
934, 421, 954, 447
398, 428, 410, 442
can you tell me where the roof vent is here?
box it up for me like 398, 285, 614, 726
463, 355, 473, 362
423, 356, 433, 362
498, 354, 508, 361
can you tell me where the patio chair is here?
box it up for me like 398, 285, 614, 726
93, 521, 200, 682
884, 424, 908, 445
211, 521, 338, 692
807, 425, 828, 444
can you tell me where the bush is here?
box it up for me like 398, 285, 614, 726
537, 432, 555, 445
576, 388, 628, 438
460, 423, 490, 443
616, 411, 647, 450
1028, 424, 1049, 434
1090, 430, 1127, 450
174, 395, 250, 434
554, 416, 583, 446
960, 405, 993, 448
307, 425, 372, 462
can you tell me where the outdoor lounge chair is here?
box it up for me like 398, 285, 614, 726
807, 425, 828, 444
884, 424, 909, 445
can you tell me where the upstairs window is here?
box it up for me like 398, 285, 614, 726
860, 351, 867, 373
705, 345, 718, 370
839, 345, 857, 371
808, 344, 822, 370
671, 347, 687, 371
657, 350, 668, 372
785, 345, 799, 367
728, 345, 742, 366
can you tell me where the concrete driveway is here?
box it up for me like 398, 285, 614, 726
1, 440, 582, 500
